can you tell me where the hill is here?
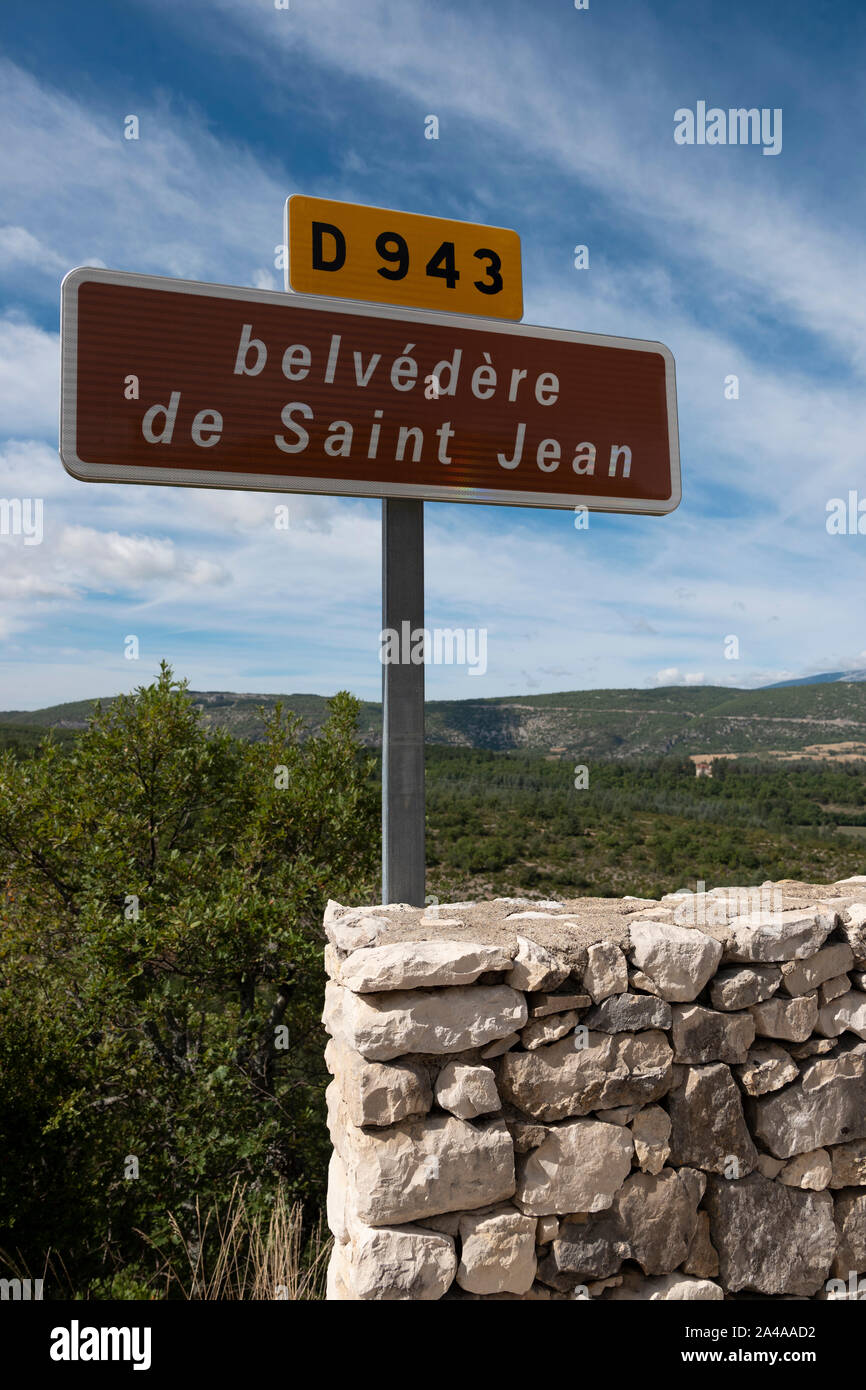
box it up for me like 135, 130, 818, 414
763, 668, 866, 688
3, 680, 866, 760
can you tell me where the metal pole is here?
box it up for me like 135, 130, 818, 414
381, 498, 426, 906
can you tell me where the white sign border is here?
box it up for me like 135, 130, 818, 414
60, 266, 681, 515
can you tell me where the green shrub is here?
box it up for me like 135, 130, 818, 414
0, 664, 378, 1297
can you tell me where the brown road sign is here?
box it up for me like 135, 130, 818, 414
285, 195, 523, 320
60, 267, 680, 514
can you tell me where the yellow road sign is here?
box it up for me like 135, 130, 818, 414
285, 196, 523, 320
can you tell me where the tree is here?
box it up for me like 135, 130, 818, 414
0, 664, 378, 1297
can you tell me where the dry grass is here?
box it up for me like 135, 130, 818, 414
154, 1181, 331, 1300
2, 1183, 331, 1301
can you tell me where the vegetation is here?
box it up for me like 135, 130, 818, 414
2, 670, 865, 1299
424, 749, 866, 900
0, 665, 377, 1299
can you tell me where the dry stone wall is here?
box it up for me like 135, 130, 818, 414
322, 876, 866, 1300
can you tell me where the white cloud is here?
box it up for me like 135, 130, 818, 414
0, 225, 67, 273
653, 668, 706, 686
0, 316, 59, 436
0, 58, 289, 295
56, 525, 231, 590
251, 268, 278, 290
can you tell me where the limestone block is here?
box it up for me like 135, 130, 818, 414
628, 921, 723, 1002
790, 1037, 835, 1059
670, 1003, 755, 1064
602, 1271, 723, 1300
514, 1118, 633, 1217
704, 1173, 835, 1296
537, 1211, 627, 1289
505, 1118, 549, 1153
528, 991, 590, 1017
326, 1241, 352, 1300
434, 1060, 500, 1119
709, 964, 781, 1011
779, 1149, 831, 1191
617, 1167, 706, 1276
325, 906, 390, 952
829, 1138, 866, 1189
839, 904, 866, 968
817, 990, 866, 1041
628, 967, 663, 996
325, 1038, 432, 1126
323, 979, 527, 1060
723, 910, 834, 964
631, 1104, 672, 1174
456, 1205, 537, 1295
324, 944, 344, 980
780, 942, 854, 997
328, 1088, 515, 1225
832, 1189, 866, 1277
820, 974, 851, 1005
326, 1149, 351, 1245
751, 1043, 866, 1159
582, 941, 628, 1003
750, 992, 818, 1042
666, 1063, 758, 1175
520, 1010, 580, 1051
498, 1029, 673, 1122
735, 1042, 799, 1097
505, 936, 569, 992
583, 993, 671, 1033
337, 939, 513, 993
683, 1211, 720, 1279
536, 1215, 559, 1244
343, 1221, 457, 1300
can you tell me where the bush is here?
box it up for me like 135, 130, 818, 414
0, 664, 378, 1297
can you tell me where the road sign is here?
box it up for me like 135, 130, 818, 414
285, 196, 523, 320
60, 267, 680, 515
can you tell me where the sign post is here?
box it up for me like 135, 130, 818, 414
286, 198, 525, 904
381, 498, 425, 905
60, 231, 679, 909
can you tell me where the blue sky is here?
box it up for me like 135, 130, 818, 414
2, 0, 866, 709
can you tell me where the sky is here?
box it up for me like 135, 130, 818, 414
1, 0, 866, 709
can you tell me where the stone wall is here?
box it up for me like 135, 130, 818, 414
322, 876, 866, 1300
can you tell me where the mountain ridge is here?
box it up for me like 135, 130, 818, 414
3, 678, 866, 760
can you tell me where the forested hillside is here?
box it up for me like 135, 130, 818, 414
4, 679, 866, 759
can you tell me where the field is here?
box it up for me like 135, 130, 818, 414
423, 749, 866, 901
